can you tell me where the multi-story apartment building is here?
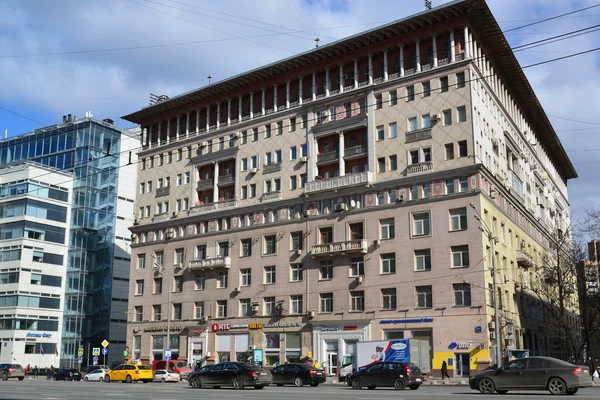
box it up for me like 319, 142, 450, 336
123, 0, 576, 377
0, 117, 138, 367
0, 163, 72, 368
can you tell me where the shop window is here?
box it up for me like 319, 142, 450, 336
235, 334, 250, 363
265, 334, 280, 366
285, 333, 302, 363
217, 335, 231, 363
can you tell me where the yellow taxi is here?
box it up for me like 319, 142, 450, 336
105, 364, 153, 383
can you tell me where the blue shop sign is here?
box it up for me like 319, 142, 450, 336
26, 332, 52, 338
380, 318, 434, 325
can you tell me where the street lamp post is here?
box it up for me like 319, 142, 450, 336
470, 203, 502, 367
154, 255, 171, 364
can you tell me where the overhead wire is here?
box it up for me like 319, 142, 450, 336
503, 3, 600, 33
259, 0, 309, 50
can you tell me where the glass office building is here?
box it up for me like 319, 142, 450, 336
0, 118, 135, 367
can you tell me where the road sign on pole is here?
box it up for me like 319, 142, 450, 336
101, 339, 109, 348
77, 348, 84, 357
78, 356, 83, 364
102, 348, 108, 355
93, 356, 99, 363
92, 348, 100, 356
165, 348, 172, 361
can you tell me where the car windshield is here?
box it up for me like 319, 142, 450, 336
167, 370, 176, 373
137, 366, 151, 370
240, 364, 262, 371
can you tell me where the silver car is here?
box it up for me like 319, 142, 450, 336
84, 369, 108, 382
0, 364, 25, 381
153, 369, 180, 383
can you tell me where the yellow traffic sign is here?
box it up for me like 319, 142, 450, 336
77, 348, 84, 356
101, 339, 109, 348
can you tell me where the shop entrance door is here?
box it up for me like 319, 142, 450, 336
455, 353, 470, 377
325, 341, 338, 376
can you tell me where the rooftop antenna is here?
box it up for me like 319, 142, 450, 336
425, 0, 432, 10
315, 37, 320, 48
4, 129, 7, 139
208, 75, 212, 85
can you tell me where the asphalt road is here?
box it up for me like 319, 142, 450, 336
0, 379, 599, 400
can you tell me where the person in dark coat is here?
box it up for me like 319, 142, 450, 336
441, 361, 450, 380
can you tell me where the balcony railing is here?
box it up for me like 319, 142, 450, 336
422, 63, 433, 71
358, 81, 369, 87
218, 174, 234, 185
189, 256, 231, 270
152, 212, 170, 222
344, 144, 367, 158
405, 68, 417, 76
312, 239, 368, 257
456, 53, 465, 61
406, 161, 434, 175
263, 162, 282, 174
305, 171, 372, 193
261, 190, 282, 202
197, 179, 214, 190
155, 186, 170, 198
189, 199, 237, 215
317, 151, 339, 164
405, 127, 432, 143
439, 58, 450, 66
517, 251, 534, 269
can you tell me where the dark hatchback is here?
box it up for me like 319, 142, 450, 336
188, 362, 272, 390
469, 356, 593, 395
349, 361, 423, 390
270, 363, 326, 387
53, 368, 82, 381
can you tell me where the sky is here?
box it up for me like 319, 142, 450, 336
1, 0, 600, 223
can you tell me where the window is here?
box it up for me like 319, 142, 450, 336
291, 231, 303, 250
154, 251, 164, 268
153, 277, 162, 294
408, 117, 418, 132
375, 94, 382, 109
218, 241, 229, 257
412, 212, 431, 236
217, 300, 227, 318
407, 85, 415, 101
176, 174, 182, 186
350, 291, 365, 312
416, 286, 432, 308
446, 179, 455, 194
422, 114, 431, 129
194, 274, 205, 290
153, 305, 161, 321
241, 158, 248, 171
381, 288, 396, 310
290, 264, 303, 282
423, 183, 431, 198
410, 185, 419, 200
443, 109, 452, 126
291, 295, 303, 314
450, 208, 468, 231
135, 306, 143, 322
377, 125, 384, 141
264, 235, 276, 255
139, 182, 145, 194
173, 276, 183, 293
265, 125, 271, 138
290, 146, 297, 160
135, 280, 144, 296
389, 155, 397, 171
251, 155, 257, 169
378, 157, 386, 173
320, 293, 333, 313
390, 90, 397, 105
241, 238, 252, 257
264, 297, 276, 315
240, 269, 251, 286
174, 248, 184, 265
459, 177, 469, 192
350, 257, 364, 277
320, 261, 333, 280
277, 121, 283, 135
456, 71, 465, 88
452, 245, 470, 268
319, 226, 333, 244
172, 303, 182, 320
458, 106, 467, 122
458, 140, 468, 157
423, 81, 431, 97
380, 218, 395, 239
137, 254, 145, 269
415, 249, 432, 271
445, 143, 454, 160
217, 271, 228, 289
381, 253, 396, 274
290, 117, 296, 131
240, 299, 252, 317
389, 122, 397, 138
440, 76, 449, 92
194, 302, 204, 319
250, 184, 256, 198
264, 266, 276, 284
275, 149, 282, 163
453, 283, 471, 306
241, 186, 248, 199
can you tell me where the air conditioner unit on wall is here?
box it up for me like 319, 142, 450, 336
299, 156, 307, 163
250, 168, 257, 173
334, 203, 347, 212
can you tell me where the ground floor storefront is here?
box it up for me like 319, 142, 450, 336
0, 331, 60, 369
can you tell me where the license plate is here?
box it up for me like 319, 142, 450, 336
415, 378, 422, 382
316, 372, 322, 375
260, 372, 268, 376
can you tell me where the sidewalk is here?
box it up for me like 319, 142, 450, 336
325, 376, 600, 387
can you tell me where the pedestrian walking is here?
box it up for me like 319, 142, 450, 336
441, 361, 450, 380
33, 366, 38, 378
25, 364, 30, 376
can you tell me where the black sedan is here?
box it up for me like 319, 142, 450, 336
270, 363, 326, 387
188, 362, 272, 390
469, 356, 593, 395
349, 361, 423, 390
53, 368, 82, 381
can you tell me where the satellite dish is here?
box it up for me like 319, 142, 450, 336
350, 199, 356, 208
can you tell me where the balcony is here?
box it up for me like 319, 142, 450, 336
305, 171, 372, 193
406, 161, 433, 175
263, 162, 282, 174
405, 127, 432, 143
405, 67, 417, 76
197, 179, 214, 190
218, 174, 234, 186
511, 171, 524, 200
456, 53, 465, 61
312, 239, 368, 257
344, 144, 367, 158
261, 190, 282, 202
317, 151, 339, 164
188, 199, 237, 215
517, 251, 534, 269
189, 256, 231, 271
155, 186, 170, 198
152, 212, 170, 222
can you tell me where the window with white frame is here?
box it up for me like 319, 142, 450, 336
412, 212, 431, 236
264, 235, 276, 254
422, 114, 431, 128
377, 125, 384, 141
137, 254, 145, 269
291, 231, 303, 250
290, 264, 303, 282
194, 301, 205, 318
375, 94, 382, 109
264, 297, 275, 315
350, 291, 365, 311
453, 283, 471, 306
390, 155, 397, 171
423, 81, 431, 97
217, 300, 227, 318
459, 176, 469, 192
153, 277, 162, 294
264, 266, 276, 284
457, 106, 467, 122
135, 280, 144, 295
174, 248, 184, 265
320, 261, 333, 280
408, 117, 418, 132
381, 288, 396, 310
240, 268, 251, 286
446, 178, 455, 194
290, 146, 297, 160
240, 299, 252, 317
185, 171, 190, 184
415, 249, 431, 271
380, 218, 395, 239
389, 122, 397, 138
135, 306, 143, 322
422, 183, 431, 198
194, 274, 205, 290
241, 158, 248, 171
451, 245, 470, 268
177, 174, 183, 186
410, 185, 419, 200
381, 253, 396, 274
450, 208, 468, 231
217, 271, 228, 289
416, 286, 432, 308
458, 140, 468, 157
153, 305, 161, 321
378, 157, 386, 173
390, 90, 398, 105
443, 109, 452, 126
406, 85, 415, 101
320, 293, 333, 313
291, 295, 303, 314
350, 257, 365, 277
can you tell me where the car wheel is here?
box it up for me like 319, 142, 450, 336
1, 373, 7, 381
162, 378, 166, 383
566, 388, 578, 395
18, 377, 24, 381
125, 375, 132, 384
190, 376, 201, 389
254, 385, 264, 389
294, 377, 304, 387
310, 383, 319, 387
84, 377, 88, 382
409, 385, 420, 390
351, 378, 362, 390
394, 378, 406, 390
478, 378, 495, 394
367, 385, 376, 390
548, 378, 567, 395
213, 386, 221, 389
105, 375, 111, 383
276, 384, 283, 386
233, 377, 244, 390
53, 376, 57, 381
99, 377, 104, 383
496, 390, 508, 394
